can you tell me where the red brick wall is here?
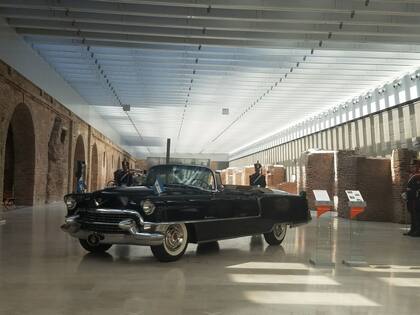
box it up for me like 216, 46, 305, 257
0, 60, 135, 208
277, 182, 298, 194
391, 148, 418, 223
336, 152, 394, 221
357, 157, 393, 221
266, 165, 286, 188
298, 150, 335, 210
336, 150, 358, 218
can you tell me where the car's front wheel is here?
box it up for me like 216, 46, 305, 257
263, 223, 287, 245
79, 238, 112, 253
151, 223, 188, 262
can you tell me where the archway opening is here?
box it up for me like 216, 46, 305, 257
73, 135, 86, 192
91, 144, 99, 191
46, 117, 66, 203
2, 104, 35, 206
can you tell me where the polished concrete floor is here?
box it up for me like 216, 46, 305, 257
1, 204, 420, 315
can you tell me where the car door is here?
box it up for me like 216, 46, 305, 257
193, 188, 267, 242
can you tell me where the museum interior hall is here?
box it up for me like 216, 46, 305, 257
1, 1, 420, 314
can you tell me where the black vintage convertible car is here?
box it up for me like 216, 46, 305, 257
61, 164, 311, 262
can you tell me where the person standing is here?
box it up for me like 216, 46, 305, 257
114, 158, 133, 186
75, 161, 87, 193
404, 160, 420, 237
249, 160, 266, 188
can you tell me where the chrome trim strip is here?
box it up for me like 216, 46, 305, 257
144, 215, 262, 226
82, 208, 261, 226
86, 221, 120, 226
68, 229, 164, 246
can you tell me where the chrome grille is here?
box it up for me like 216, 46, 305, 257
77, 211, 141, 234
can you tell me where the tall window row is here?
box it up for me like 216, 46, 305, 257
230, 70, 420, 161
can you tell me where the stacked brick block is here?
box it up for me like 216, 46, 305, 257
266, 165, 286, 188
234, 169, 243, 185
336, 150, 394, 221
277, 182, 298, 194
242, 166, 254, 186
357, 157, 393, 221
297, 150, 335, 210
336, 150, 358, 218
391, 148, 418, 223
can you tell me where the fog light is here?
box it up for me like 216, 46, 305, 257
141, 199, 155, 215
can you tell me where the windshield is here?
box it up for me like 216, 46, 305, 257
145, 165, 215, 190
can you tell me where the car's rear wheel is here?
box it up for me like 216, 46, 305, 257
79, 238, 112, 253
151, 223, 188, 262
263, 223, 287, 245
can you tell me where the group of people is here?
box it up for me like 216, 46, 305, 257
74, 158, 145, 193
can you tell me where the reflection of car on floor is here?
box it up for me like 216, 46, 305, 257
61, 164, 311, 262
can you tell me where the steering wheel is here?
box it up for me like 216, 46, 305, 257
190, 178, 211, 189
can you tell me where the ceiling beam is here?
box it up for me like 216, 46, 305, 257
2, 0, 420, 17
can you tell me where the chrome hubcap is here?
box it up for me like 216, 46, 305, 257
273, 224, 287, 240
164, 224, 186, 254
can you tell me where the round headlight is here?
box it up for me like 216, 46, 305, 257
65, 196, 77, 210
141, 199, 155, 215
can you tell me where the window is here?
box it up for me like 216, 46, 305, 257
399, 90, 406, 103
362, 104, 368, 116
388, 94, 395, 106
410, 85, 418, 99
146, 165, 215, 190
379, 98, 386, 110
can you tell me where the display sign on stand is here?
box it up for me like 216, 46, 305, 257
342, 190, 368, 267
309, 190, 335, 267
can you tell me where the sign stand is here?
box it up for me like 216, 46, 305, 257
309, 190, 335, 267
342, 190, 368, 267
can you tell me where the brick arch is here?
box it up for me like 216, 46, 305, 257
73, 134, 86, 192
90, 143, 99, 191
2, 103, 35, 206
46, 116, 66, 203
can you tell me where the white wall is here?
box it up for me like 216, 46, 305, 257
0, 18, 125, 148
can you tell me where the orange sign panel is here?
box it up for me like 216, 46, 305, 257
350, 207, 365, 219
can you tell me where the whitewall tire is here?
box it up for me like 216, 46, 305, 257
263, 223, 287, 245
151, 223, 188, 262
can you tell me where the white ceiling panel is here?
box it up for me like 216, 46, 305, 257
1, 0, 420, 158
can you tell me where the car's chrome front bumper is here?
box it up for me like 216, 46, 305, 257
61, 215, 164, 246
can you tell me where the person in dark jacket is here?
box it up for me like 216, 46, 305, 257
404, 160, 420, 237
249, 161, 266, 188
114, 159, 133, 186
75, 161, 86, 193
